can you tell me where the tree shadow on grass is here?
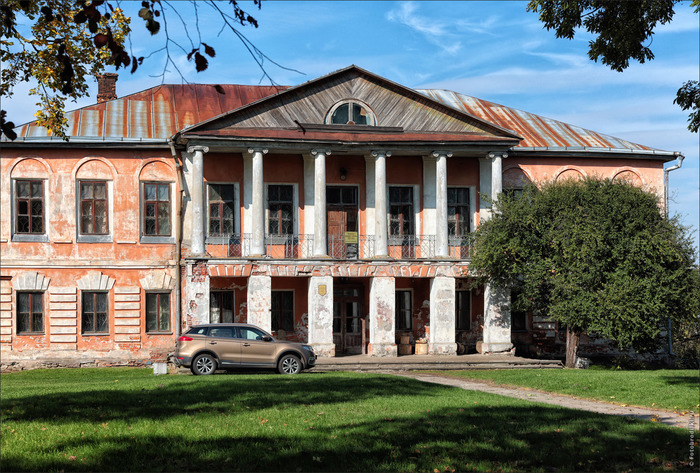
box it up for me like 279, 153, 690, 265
1, 373, 437, 423
661, 374, 700, 388
3, 403, 692, 472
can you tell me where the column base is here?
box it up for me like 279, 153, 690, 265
428, 342, 457, 355
367, 343, 397, 357
310, 343, 335, 358
478, 342, 514, 354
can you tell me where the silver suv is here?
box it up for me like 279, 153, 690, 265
175, 323, 316, 375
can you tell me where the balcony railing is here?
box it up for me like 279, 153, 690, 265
205, 233, 471, 260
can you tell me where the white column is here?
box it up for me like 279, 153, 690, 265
364, 156, 376, 257
433, 151, 452, 257
311, 149, 330, 257
303, 155, 315, 257
482, 283, 513, 354
248, 148, 268, 256
488, 151, 507, 201
187, 145, 209, 256
371, 151, 390, 257
428, 276, 457, 354
185, 262, 211, 325
481, 151, 512, 354
247, 274, 271, 332
307, 276, 335, 356
368, 276, 396, 357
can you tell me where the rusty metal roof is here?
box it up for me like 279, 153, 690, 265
417, 89, 668, 155
8, 76, 673, 157
12, 83, 287, 141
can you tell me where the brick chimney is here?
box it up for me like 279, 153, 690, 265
96, 73, 118, 103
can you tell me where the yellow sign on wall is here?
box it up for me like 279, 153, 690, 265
318, 284, 327, 296
344, 231, 358, 244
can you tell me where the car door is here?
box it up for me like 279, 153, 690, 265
237, 326, 278, 367
206, 326, 241, 367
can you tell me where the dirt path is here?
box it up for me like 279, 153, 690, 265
392, 372, 697, 430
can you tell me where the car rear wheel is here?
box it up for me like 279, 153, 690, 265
192, 353, 217, 375
277, 354, 302, 375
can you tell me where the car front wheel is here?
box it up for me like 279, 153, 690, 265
192, 353, 217, 375
278, 354, 302, 375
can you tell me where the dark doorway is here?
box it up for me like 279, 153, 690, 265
333, 285, 365, 354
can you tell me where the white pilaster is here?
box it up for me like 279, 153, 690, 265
307, 276, 335, 356
422, 155, 437, 242
311, 149, 331, 257
303, 155, 315, 257
187, 145, 209, 256
433, 151, 452, 257
247, 275, 271, 332
368, 276, 396, 356
248, 148, 268, 256
371, 151, 390, 257
428, 276, 457, 354
185, 262, 211, 326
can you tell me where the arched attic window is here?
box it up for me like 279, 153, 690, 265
326, 100, 377, 126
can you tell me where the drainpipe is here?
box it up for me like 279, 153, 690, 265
169, 139, 183, 337
663, 152, 685, 357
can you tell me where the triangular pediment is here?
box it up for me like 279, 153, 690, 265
178, 66, 520, 142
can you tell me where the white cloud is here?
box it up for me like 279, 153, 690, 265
386, 1, 462, 54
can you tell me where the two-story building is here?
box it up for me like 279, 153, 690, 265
0, 66, 680, 367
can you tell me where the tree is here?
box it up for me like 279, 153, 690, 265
469, 178, 699, 368
527, 0, 700, 132
0, 0, 296, 140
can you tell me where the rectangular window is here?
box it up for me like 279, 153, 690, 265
17, 292, 43, 333
268, 185, 293, 235
80, 181, 108, 235
395, 290, 412, 331
146, 292, 170, 332
143, 182, 171, 236
456, 290, 471, 330
210, 291, 234, 324
511, 289, 528, 332
82, 292, 109, 334
271, 291, 294, 332
389, 187, 414, 236
15, 180, 44, 234
208, 184, 235, 236
448, 188, 470, 236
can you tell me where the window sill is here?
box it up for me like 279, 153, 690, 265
77, 235, 113, 243
81, 332, 110, 337
140, 236, 175, 244
12, 234, 49, 243
146, 331, 173, 335
17, 332, 45, 336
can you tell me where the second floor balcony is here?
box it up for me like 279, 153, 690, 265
204, 233, 472, 261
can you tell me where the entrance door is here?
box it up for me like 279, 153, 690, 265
333, 286, 365, 354
327, 186, 358, 259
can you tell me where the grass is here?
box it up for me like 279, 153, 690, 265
0, 368, 694, 472
419, 368, 699, 411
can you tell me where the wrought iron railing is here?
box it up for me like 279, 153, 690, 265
204, 233, 470, 260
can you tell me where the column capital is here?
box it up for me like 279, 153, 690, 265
247, 148, 268, 155
370, 150, 392, 158
311, 149, 332, 157
431, 151, 453, 159
487, 151, 508, 160
187, 145, 209, 154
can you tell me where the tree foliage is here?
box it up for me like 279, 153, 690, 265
527, 0, 700, 132
470, 178, 699, 364
0, 0, 293, 140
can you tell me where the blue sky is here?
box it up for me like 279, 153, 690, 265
5, 1, 699, 249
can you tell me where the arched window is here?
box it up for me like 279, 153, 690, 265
326, 100, 376, 126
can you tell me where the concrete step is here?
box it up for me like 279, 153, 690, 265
310, 356, 564, 372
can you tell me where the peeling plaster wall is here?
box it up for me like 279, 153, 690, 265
368, 276, 396, 357
429, 276, 457, 355
307, 275, 334, 356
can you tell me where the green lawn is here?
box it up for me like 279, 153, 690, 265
0, 368, 694, 472
420, 368, 699, 411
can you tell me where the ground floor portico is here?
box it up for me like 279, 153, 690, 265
183, 259, 514, 358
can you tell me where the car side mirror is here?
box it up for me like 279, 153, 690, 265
262, 335, 273, 342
